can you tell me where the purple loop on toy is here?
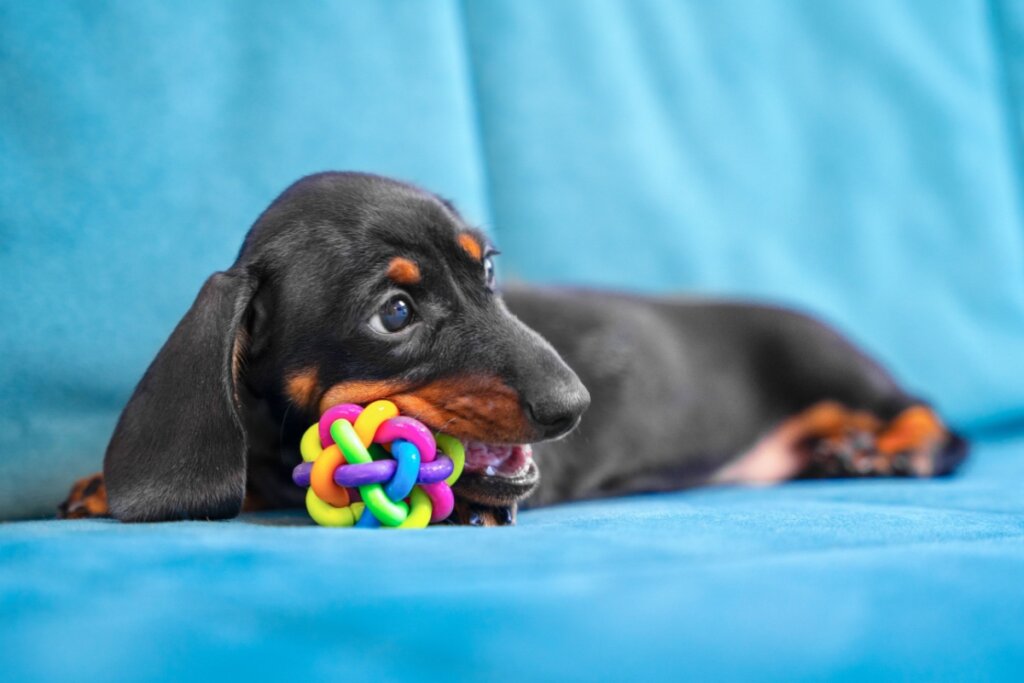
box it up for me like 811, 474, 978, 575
420, 481, 455, 522
318, 404, 363, 446
291, 456, 455, 488
418, 458, 454, 483
373, 416, 437, 461
292, 463, 309, 487
337, 461, 393, 487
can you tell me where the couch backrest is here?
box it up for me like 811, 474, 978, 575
2, 0, 1022, 518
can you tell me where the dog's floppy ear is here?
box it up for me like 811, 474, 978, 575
104, 267, 260, 522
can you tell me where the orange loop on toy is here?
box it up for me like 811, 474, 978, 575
353, 400, 399, 447
310, 444, 350, 507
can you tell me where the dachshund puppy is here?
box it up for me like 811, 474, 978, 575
62, 172, 967, 525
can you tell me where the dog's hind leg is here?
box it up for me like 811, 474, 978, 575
710, 305, 970, 486
712, 401, 968, 485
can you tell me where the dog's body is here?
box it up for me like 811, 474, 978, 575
61, 173, 967, 524
509, 288, 963, 509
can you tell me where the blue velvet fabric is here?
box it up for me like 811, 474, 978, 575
3, 1, 1024, 679
2, 436, 1023, 682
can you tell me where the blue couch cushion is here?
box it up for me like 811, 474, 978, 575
2, 435, 1022, 681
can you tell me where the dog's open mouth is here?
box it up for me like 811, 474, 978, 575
456, 441, 540, 504
464, 442, 533, 478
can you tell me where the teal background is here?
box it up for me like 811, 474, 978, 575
2, 2, 1024, 681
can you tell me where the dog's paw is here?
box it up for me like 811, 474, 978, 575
804, 430, 894, 477
58, 472, 110, 519
802, 406, 968, 479
446, 500, 517, 526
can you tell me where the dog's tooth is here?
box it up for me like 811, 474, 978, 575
485, 465, 497, 476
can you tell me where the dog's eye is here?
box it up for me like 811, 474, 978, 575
484, 255, 496, 290
370, 295, 414, 334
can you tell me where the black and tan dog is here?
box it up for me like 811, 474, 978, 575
60, 172, 968, 525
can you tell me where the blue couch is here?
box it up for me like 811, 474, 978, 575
2, 2, 1023, 680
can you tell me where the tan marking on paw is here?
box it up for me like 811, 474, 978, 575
450, 500, 516, 526
876, 405, 945, 455
58, 473, 109, 519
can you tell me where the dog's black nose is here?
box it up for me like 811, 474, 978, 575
527, 385, 590, 440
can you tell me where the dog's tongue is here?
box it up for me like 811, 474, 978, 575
464, 443, 533, 477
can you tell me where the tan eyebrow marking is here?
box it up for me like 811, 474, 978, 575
387, 257, 422, 285
457, 233, 483, 262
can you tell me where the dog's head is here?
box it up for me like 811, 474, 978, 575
104, 172, 589, 522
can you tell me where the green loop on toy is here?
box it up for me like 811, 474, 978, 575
331, 419, 409, 526
300, 424, 322, 463
435, 433, 466, 486
396, 486, 432, 529
330, 419, 368, 463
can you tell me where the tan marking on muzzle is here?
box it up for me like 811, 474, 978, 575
319, 375, 535, 443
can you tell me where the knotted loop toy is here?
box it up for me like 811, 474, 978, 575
293, 400, 465, 528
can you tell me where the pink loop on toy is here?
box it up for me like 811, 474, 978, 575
420, 481, 454, 522
318, 404, 363, 446
373, 417, 437, 462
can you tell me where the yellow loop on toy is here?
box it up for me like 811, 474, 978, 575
396, 486, 432, 529
300, 424, 323, 462
305, 488, 357, 527
353, 400, 399, 447
435, 433, 466, 485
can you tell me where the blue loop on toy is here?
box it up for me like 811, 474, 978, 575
356, 506, 381, 528
383, 439, 420, 502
